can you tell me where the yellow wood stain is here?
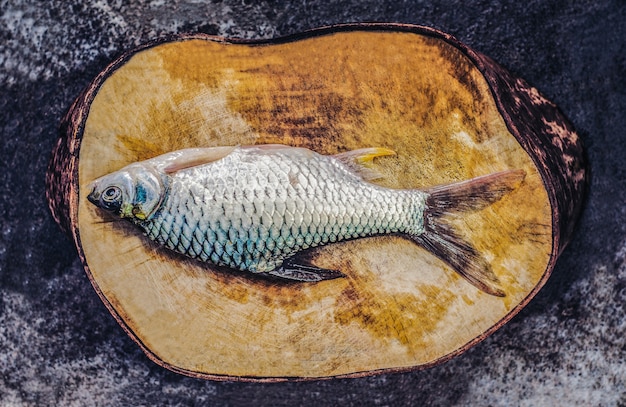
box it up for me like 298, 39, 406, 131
77, 31, 552, 378
334, 278, 456, 355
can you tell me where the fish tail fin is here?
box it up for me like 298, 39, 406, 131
411, 169, 526, 297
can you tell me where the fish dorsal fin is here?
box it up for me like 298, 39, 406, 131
150, 146, 237, 174
333, 147, 396, 180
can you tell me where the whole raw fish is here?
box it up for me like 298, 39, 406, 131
87, 144, 524, 296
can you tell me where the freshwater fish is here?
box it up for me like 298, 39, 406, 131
87, 144, 525, 296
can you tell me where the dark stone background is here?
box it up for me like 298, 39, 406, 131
1, 1, 624, 405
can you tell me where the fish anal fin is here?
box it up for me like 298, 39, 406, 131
268, 258, 345, 282
333, 147, 396, 180
153, 146, 237, 174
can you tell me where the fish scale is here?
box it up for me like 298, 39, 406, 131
140, 147, 422, 273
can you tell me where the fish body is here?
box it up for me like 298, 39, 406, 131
88, 144, 524, 296
146, 146, 426, 274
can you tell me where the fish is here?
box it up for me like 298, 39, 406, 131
87, 144, 525, 296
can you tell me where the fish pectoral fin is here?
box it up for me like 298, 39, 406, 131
333, 147, 396, 181
154, 146, 237, 174
267, 259, 345, 282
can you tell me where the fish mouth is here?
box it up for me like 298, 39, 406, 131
86, 183, 100, 206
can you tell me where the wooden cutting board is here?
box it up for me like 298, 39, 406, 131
46, 24, 586, 380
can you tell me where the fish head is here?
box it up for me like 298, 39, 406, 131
87, 163, 165, 222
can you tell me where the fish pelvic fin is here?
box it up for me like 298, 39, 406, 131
412, 169, 526, 297
267, 257, 345, 282
333, 147, 396, 181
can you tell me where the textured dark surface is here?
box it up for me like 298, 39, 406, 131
1, 1, 624, 406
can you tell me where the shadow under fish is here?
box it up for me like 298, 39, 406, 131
87, 144, 525, 297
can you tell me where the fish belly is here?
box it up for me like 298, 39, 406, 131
142, 148, 425, 272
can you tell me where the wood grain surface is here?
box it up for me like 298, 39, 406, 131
46, 26, 586, 380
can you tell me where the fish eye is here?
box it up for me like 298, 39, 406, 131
102, 186, 121, 201
100, 186, 122, 211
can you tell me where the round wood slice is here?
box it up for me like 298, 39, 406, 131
46, 24, 587, 380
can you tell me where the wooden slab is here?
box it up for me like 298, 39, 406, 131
46, 24, 587, 380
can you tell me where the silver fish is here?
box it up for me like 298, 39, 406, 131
87, 144, 525, 296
